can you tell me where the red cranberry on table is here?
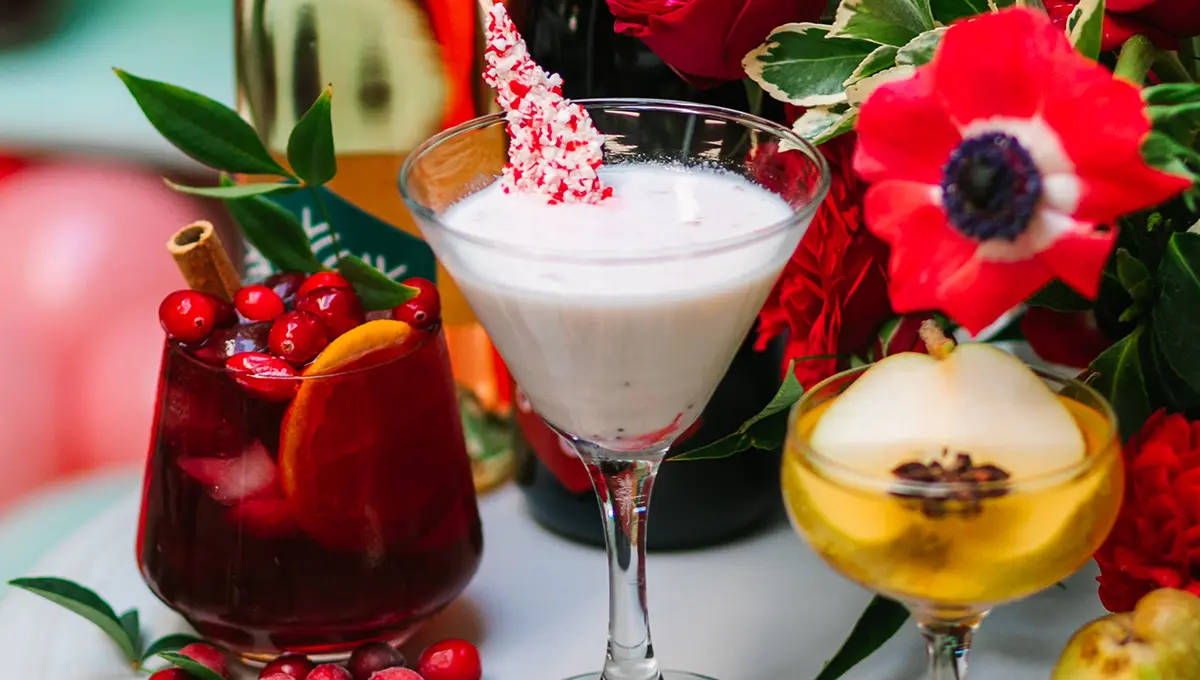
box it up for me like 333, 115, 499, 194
307, 664, 354, 680
391, 278, 441, 330
159, 290, 231, 343
348, 641, 407, 680
296, 287, 365, 339
417, 639, 482, 680
178, 642, 230, 677
269, 310, 329, 364
149, 670, 192, 680
297, 271, 352, 298
226, 352, 300, 401
236, 284, 287, 322
368, 669, 424, 680
264, 271, 309, 305
259, 653, 315, 680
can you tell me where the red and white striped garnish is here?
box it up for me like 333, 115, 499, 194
482, 1, 612, 205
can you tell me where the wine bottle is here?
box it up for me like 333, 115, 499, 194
512, 0, 788, 550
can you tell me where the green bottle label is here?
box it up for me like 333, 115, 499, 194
243, 185, 437, 283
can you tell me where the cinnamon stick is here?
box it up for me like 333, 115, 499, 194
167, 221, 241, 301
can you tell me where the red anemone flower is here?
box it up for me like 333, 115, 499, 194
852, 8, 1189, 335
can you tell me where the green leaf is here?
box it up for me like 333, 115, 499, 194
158, 651, 227, 680
1028, 280, 1092, 312
930, 0, 990, 23
221, 175, 324, 275
895, 27, 947, 67
815, 596, 909, 680
1149, 103, 1200, 126
165, 178, 299, 199
287, 85, 337, 186
828, 0, 935, 46
118, 609, 141, 657
1153, 233, 1200, 392
843, 44, 899, 86
336, 255, 421, 310
846, 66, 916, 107
114, 69, 290, 177
143, 634, 205, 661
1089, 327, 1151, 441
1144, 82, 1200, 105
1143, 328, 1200, 412
673, 361, 806, 461
790, 105, 859, 145
7, 577, 138, 663
1116, 248, 1152, 302
1067, 0, 1106, 62
744, 24, 877, 107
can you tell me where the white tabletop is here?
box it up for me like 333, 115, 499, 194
0, 484, 1106, 679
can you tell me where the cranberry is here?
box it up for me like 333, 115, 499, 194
264, 271, 309, 305
368, 670, 424, 680
348, 642, 407, 680
260, 653, 315, 680
159, 290, 229, 343
191, 322, 272, 365
262, 675, 298, 680
269, 310, 329, 364
417, 639, 481, 680
297, 271, 353, 298
179, 642, 230, 678
226, 352, 299, 401
391, 278, 441, 330
296, 287, 365, 339
307, 664, 353, 680
236, 284, 287, 322
149, 670, 192, 680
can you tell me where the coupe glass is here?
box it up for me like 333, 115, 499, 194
400, 99, 829, 680
783, 365, 1124, 679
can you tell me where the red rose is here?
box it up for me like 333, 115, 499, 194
754, 133, 893, 388
606, 0, 825, 84
1095, 410, 1200, 612
1045, 0, 1200, 51
1021, 307, 1113, 369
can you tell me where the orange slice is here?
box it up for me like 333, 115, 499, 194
280, 320, 418, 551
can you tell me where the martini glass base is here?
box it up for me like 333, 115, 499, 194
565, 672, 721, 680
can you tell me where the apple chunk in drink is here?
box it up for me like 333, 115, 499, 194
138, 273, 482, 661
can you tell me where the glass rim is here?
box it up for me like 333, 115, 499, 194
787, 362, 1121, 494
164, 326, 436, 380
397, 97, 831, 264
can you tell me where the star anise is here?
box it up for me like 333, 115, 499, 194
890, 450, 1011, 519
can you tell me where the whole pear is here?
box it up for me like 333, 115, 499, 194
1052, 588, 1200, 679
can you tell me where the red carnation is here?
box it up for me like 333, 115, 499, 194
1095, 410, 1200, 612
755, 133, 893, 388
853, 8, 1189, 335
606, 0, 825, 85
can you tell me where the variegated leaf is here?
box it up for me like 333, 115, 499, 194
1067, 0, 1105, 61
744, 23, 877, 107
844, 44, 900, 87
787, 105, 859, 147
895, 27, 948, 66
828, 0, 935, 46
846, 66, 916, 107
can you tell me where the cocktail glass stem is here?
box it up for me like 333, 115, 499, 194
575, 441, 668, 680
919, 619, 980, 680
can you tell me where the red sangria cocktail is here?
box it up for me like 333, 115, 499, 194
138, 224, 482, 662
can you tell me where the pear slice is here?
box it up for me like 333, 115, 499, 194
810, 343, 1085, 480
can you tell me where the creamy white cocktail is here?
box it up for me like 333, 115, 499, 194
439, 163, 795, 448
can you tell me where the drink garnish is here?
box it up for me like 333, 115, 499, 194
166, 222, 242, 301
890, 449, 1011, 519
480, 0, 611, 205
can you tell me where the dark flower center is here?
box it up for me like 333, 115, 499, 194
940, 132, 1042, 242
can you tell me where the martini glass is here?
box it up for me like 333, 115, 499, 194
783, 366, 1124, 679
400, 99, 828, 680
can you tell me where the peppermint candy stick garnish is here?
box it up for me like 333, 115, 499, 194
481, 0, 612, 205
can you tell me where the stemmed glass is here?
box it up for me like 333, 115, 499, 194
783, 366, 1124, 678
400, 99, 828, 680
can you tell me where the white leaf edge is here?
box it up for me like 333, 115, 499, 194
845, 65, 917, 107
1066, 0, 1105, 58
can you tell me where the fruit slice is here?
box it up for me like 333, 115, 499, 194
178, 440, 280, 506
278, 320, 469, 552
